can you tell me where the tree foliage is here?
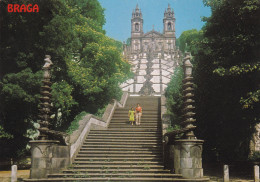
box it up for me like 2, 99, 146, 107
165, 66, 184, 128
193, 0, 260, 161
177, 29, 203, 55
167, 0, 259, 162
0, 0, 130, 158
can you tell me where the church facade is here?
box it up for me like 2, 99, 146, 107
122, 4, 182, 95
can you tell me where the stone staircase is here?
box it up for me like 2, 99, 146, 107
25, 96, 208, 181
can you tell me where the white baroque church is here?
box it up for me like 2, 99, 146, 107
122, 4, 182, 96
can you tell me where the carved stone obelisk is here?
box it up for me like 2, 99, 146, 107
29, 55, 69, 179
173, 52, 204, 178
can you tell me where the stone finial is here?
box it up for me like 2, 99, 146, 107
43, 55, 53, 68
183, 52, 192, 77
38, 55, 53, 140
182, 52, 197, 139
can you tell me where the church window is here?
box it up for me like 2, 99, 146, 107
168, 22, 171, 30
135, 23, 139, 31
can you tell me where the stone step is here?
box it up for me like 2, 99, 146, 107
111, 120, 160, 123
113, 113, 159, 116
48, 173, 181, 178
125, 101, 159, 103
110, 121, 161, 124
114, 111, 160, 114
116, 109, 159, 112
74, 157, 162, 162
68, 164, 165, 169
112, 114, 160, 118
110, 121, 160, 124
88, 133, 161, 137
83, 141, 162, 145
84, 141, 162, 145
108, 125, 160, 128
79, 146, 162, 150
24, 177, 210, 181
108, 126, 160, 129
73, 161, 164, 165
110, 120, 160, 123
108, 127, 161, 130
81, 144, 162, 148
85, 139, 161, 142
62, 168, 171, 174
111, 116, 160, 122
78, 150, 162, 154
90, 130, 160, 133
87, 136, 161, 139
76, 154, 162, 158
105, 128, 160, 132
86, 138, 161, 142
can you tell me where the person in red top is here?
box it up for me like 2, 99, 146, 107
135, 103, 142, 125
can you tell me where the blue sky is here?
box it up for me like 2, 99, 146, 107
99, 0, 211, 42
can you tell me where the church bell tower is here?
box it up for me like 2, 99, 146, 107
131, 4, 143, 53
131, 4, 143, 37
163, 4, 175, 37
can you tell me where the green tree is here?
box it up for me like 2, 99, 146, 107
177, 29, 203, 55
126, 38, 131, 46
0, 0, 76, 158
67, 0, 106, 27
0, 0, 131, 159
193, 0, 260, 161
165, 66, 184, 128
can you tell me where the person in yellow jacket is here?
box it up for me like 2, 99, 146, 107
128, 107, 135, 125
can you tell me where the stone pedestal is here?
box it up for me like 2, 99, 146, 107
30, 140, 70, 179
173, 139, 204, 178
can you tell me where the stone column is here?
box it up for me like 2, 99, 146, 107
29, 56, 70, 179
159, 59, 163, 94
223, 165, 229, 182
11, 165, 17, 182
172, 52, 204, 179
255, 165, 259, 182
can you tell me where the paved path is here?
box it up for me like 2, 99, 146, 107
0, 170, 255, 181
204, 175, 254, 182
0, 170, 30, 182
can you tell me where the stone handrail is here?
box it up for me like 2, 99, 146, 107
160, 94, 172, 170
69, 91, 129, 160
161, 95, 171, 139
